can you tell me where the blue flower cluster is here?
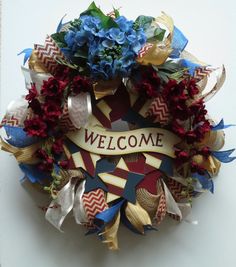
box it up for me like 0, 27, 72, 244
64, 15, 147, 80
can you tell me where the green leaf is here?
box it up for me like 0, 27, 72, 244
51, 32, 67, 48
152, 62, 187, 82
135, 15, 154, 31
80, 1, 118, 29
55, 58, 78, 70
157, 71, 169, 83
157, 61, 180, 72
169, 69, 188, 81
74, 49, 88, 59
147, 27, 166, 42
154, 27, 166, 41
70, 18, 81, 28
113, 8, 120, 18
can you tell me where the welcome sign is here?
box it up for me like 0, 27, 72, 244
67, 127, 181, 158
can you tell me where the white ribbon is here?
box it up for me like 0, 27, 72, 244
21, 66, 52, 92
45, 178, 88, 231
162, 180, 182, 220
162, 179, 198, 224
73, 181, 88, 224
68, 92, 92, 129
4, 96, 28, 126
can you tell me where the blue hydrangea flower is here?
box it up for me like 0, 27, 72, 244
64, 14, 147, 80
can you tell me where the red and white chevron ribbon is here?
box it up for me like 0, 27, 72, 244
138, 43, 153, 58
0, 116, 19, 127
194, 66, 213, 82
166, 178, 191, 202
82, 188, 108, 223
155, 193, 167, 224
34, 35, 66, 74
146, 95, 169, 125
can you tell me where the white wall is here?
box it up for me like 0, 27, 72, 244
0, 1, 236, 267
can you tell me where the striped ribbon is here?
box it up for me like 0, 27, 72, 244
34, 35, 66, 74
72, 149, 101, 176
82, 188, 108, 224
138, 43, 154, 58
146, 95, 170, 125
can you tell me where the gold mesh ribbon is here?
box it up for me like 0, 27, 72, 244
0, 137, 41, 164
28, 50, 48, 73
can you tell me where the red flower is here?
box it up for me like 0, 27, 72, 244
172, 103, 190, 121
175, 149, 190, 163
194, 121, 211, 141
147, 70, 161, 89
28, 99, 42, 115
24, 117, 47, 137
36, 148, 54, 172
200, 146, 211, 157
42, 101, 62, 120
137, 81, 158, 97
190, 161, 206, 175
172, 120, 186, 138
134, 67, 161, 98
25, 84, 38, 101
41, 77, 67, 97
58, 160, 69, 169
188, 79, 199, 98
70, 75, 91, 95
54, 66, 72, 82
52, 138, 64, 155
36, 148, 49, 159
185, 130, 197, 144
189, 100, 204, 115
38, 160, 54, 172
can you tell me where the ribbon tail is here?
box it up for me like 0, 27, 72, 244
162, 180, 182, 220
212, 119, 235, 131
45, 179, 77, 231
125, 201, 152, 234
202, 65, 226, 102
73, 180, 88, 224
178, 203, 198, 224
211, 149, 236, 163
102, 212, 121, 250
17, 48, 33, 65
56, 14, 67, 33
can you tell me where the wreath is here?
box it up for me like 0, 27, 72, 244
0, 2, 235, 250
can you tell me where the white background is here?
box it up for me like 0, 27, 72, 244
0, 1, 236, 266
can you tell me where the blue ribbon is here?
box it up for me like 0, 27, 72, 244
211, 119, 235, 131
4, 125, 38, 148
170, 26, 188, 58
122, 109, 159, 128
211, 149, 236, 163
159, 156, 173, 176
95, 199, 125, 224
192, 172, 214, 193
19, 163, 51, 183
17, 48, 33, 65
180, 59, 200, 76
56, 14, 68, 33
